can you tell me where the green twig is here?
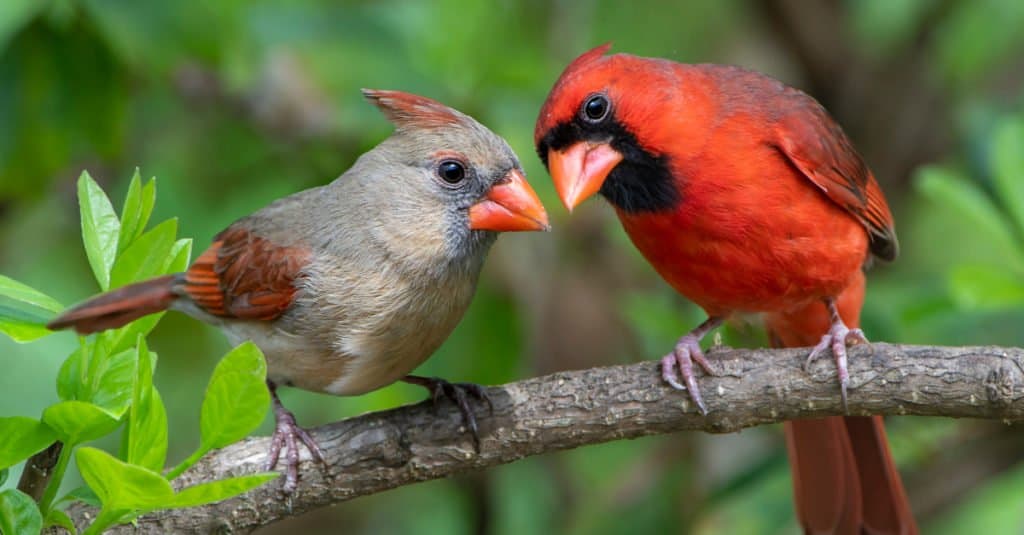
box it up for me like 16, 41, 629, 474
82, 509, 121, 535
165, 448, 206, 480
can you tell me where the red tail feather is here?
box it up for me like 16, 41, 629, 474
767, 272, 917, 535
785, 417, 862, 533
47, 275, 179, 334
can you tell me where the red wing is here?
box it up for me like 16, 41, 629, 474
774, 109, 899, 261
184, 226, 310, 320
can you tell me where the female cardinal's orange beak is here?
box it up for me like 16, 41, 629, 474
547, 142, 623, 211
469, 168, 550, 232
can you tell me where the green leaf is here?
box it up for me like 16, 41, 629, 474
82, 510, 134, 535
87, 348, 138, 419
200, 342, 269, 451
104, 320, 160, 357
0, 274, 63, 313
917, 166, 1024, 270
43, 508, 76, 534
76, 447, 173, 511
991, 118, 1024, 236
102, 320, 156, 358
138, 179, 157, 240
0, 417, 57, 470
949, 264, 1024, 309
0, 489, 42, 535
78, 171, 121, 291
165, 238, 192, 273
122, 339, 167, 472
0, 274, 63, 342
0, 0, 43, 51
169, 473, 278, 508
108, 218, 177, 290
58, 486, 101, 509
101, 218, 181, 353
42, 401, 120, 446
57, 348, 85, 402
168, 343, 269, 480
0, 468, 7, 487
0, 306, 54, 343
117, 169, 143, 253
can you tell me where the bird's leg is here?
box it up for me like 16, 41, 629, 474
265, 380, 328, 494
803, 298, 869, 411
402, 375, 493, 452
661, 316, 724, 415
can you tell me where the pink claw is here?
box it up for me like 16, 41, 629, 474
803, 299, 870, 411
660, 317, 723, 415
265, 381, 329, 494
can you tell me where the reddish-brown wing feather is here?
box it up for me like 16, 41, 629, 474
184, 226, 309, 320
773, 109, 899, 261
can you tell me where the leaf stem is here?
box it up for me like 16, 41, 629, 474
38, 441, 73, 513
165, 448, 206, 480
82, 508, 119, 535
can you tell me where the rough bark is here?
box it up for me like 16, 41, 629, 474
66, 343, 1024, 533
17, 442, 63, 502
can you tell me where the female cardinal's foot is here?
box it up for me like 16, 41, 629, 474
803, 298, 869, 411
265, 381, 328, 494
403, 375, 493, 451
660, 316, 724, 415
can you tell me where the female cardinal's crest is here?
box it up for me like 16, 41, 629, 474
362, 89, 464, 130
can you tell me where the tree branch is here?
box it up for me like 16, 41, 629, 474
17, 442, 63, 502
68, 343, 1024, 533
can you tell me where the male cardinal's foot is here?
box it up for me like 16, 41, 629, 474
660, 316, 724, 415
803, 298, 869, 410
265, 381, 328, 494
403, 375, 493, 451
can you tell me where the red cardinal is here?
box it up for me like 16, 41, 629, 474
535, 45, 915, 534
49, 90, 549, 492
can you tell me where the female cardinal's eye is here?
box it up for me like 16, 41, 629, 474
582, 94, 610, 122
438, 160, 466, 184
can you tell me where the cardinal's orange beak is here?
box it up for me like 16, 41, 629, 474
469, 168, 550, 232
547, 142, 623, 211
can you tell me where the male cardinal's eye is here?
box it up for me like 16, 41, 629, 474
582, 95, 610, 122
438, 160, 466, 184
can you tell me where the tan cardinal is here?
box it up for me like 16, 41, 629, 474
48, 90, 550, 492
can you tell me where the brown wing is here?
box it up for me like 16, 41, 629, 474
773, 106, 899, 261
184, 226, 310, 320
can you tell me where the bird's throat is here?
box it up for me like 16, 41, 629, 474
598, 149, 679, 213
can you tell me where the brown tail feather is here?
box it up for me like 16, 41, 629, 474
766, 272, 917, 535
47, 274, 180, 334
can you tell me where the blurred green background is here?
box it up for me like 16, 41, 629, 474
2, 0, 1024, 533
